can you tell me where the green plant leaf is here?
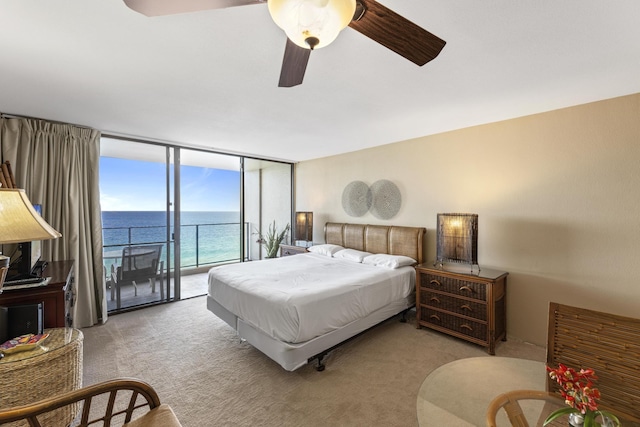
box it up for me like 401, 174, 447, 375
583, 411, 596, 427
543, 407, 576, 426
596, 411, 620, 427
255, 221, 290, 258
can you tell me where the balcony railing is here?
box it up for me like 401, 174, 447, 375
102, 222, 250, 270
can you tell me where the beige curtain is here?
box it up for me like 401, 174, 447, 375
0, 117, 107, 327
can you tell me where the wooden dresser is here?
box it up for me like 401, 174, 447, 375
0, 260, 75, 328
415, 264, 508, 354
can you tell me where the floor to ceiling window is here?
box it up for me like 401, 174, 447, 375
177, 148, 242, 299
244, 158, 293, 260
100, 137, 293, 313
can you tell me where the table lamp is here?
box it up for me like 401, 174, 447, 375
0, 188, 62, 294
435, 213, 479, 272
295, 212, 313, 246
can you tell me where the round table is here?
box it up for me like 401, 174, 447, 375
416, 357, 546, 426
0, 328, 83, 426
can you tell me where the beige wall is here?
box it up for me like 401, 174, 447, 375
295, 93, 640, 347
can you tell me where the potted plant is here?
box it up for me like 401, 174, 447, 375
255, 221, 290, 258
544, 364, 619, 427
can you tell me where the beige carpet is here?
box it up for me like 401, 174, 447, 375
81, 297, 545, 427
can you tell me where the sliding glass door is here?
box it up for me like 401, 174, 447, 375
100, 138, 173, 311
177, 148, 241, 298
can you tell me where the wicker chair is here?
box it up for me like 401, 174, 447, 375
485, 390, 562, 427
0, 378, 182, 426
546, 302, 640, 421
486, 302, 640, 426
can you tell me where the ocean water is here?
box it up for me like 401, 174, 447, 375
102, 211, 242, 269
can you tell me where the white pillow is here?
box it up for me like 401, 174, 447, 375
362, 254, 417, 269
333, 248, 372, 263
308, 244, 344, 257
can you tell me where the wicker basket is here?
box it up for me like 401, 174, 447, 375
0, 328, 83, 426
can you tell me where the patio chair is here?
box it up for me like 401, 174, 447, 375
111, 245, 164, 307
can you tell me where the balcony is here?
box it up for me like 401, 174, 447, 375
103, 221, 249, 312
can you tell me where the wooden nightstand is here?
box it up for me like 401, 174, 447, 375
415, 263, 508, 355
279, 244, 310, 257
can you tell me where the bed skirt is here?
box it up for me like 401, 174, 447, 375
207, 294, 414, 371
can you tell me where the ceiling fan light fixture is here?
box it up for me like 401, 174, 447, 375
268, 0, 355, 50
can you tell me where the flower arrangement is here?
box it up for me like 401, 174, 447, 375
255, 221, 290, 258
544, 363, 619, 427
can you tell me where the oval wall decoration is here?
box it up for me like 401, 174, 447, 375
341, 181, 372, 217
370, 179, 401, 220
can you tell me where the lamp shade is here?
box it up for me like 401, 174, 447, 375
268, 0, 356, 50
0, 188, 61, 244
295, 211, 313, 242
435, 213, 478, 268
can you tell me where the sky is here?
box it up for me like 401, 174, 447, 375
100, 157, 240, 212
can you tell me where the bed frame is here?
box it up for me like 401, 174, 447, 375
206, 222, 426, 371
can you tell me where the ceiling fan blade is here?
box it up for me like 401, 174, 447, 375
123, 0, 265, 17
278, 39, 311, 88
348, 0, 446, 66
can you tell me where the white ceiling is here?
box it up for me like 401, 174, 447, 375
1, 1, 639, 163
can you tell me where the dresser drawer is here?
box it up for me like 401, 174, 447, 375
420, 290, 487, 321
419, 273, 487, 301
420, 307, 487, 341
415, 264, 508, 354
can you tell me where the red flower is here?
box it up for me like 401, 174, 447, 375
546, 364, 603, 414
544, 364, 620, 426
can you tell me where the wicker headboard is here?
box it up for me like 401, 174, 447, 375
324, 222, 426, 264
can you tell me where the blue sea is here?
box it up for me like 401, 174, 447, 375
102, 211, 242, 269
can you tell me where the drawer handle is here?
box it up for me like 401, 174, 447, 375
459, 285, 474, 293
461, 304, 473, 312
429, 279, 442, 287
429, 296, 441, 304
461, 324, 473, 331
429, 314, 441, 321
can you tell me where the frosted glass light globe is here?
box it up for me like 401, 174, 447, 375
268, 0, 356, 50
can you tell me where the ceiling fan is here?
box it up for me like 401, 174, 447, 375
123, 0, 446, 87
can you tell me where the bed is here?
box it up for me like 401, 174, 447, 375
206, 222, 426, 371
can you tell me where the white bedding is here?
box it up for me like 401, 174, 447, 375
207, 253, 415, 343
